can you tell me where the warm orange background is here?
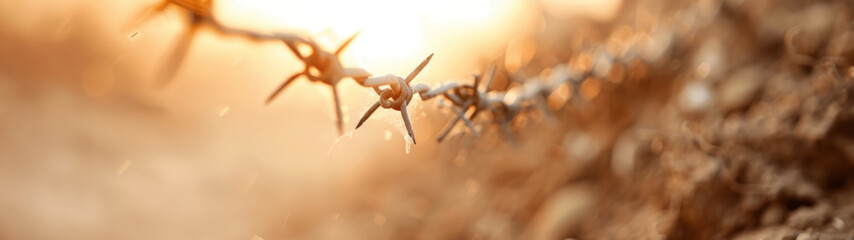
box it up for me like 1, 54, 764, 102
0, 0, 619, 239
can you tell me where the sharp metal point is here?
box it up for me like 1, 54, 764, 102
335, 31, 361, 55
266, 72, 302, 105
400, 100, 416, 144
405, 53, 434, 84
356, 101, 381, 129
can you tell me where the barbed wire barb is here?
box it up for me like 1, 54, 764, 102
435, 66, 496, 142
265, 31, 370, 135
131, 0, 313, 86
356, 54, 435, 144
124, 0, 726, 147
158, 19, 201, 85
129, 0, 214, 85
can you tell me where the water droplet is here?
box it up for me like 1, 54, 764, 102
341, 105, 350, 124
404, 135, 412, 154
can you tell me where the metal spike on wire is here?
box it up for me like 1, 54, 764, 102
435, 66, 497, 142
125, 2, 612, 145
130, 0, 308, 86
433, 65, 554, 144
265, 32, 371, 135
485, 88, 544, 146
128, 0, 215, 85
355, 54, 435, 144
125, 0, 721, 147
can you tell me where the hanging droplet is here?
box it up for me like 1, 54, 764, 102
404, 135, 412, 154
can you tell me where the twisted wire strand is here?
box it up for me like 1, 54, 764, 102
130, 0, 309, 85
131, 0, 725, 145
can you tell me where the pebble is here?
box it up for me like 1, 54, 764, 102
718, 68, 763, 112
679, 81, 713, 113
525, 184, 595, 240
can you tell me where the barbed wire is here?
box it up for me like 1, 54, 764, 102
265, 32, 370, 135
129, 0, 307, 85
131, 0, 725, 145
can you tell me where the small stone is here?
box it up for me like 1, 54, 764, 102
795, 231, 816, 240
611, 131, 640, 177
796, 4, 835, 55
679, 81, 713, 113
563, 132, 600, 163
718, 68, 763, 112
786, 203, 829, 229
760, 203, 785, 226
693, 38, 727, 80
525, 185, 595, 240
833, 217, 844, 230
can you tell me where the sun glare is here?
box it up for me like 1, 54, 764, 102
220, 0, 499, 71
